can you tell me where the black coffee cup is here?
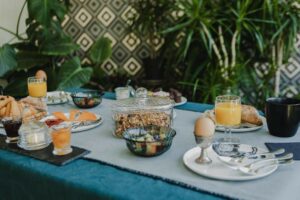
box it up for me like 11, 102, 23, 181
265, 98, 300, 137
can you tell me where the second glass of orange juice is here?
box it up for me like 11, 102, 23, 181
215, 95, 241, 143
51, 123, 72, 156
28, 77, 47, 97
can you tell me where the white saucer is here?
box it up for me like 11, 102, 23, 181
183, 146, 278, 181
47, 91, 70, 105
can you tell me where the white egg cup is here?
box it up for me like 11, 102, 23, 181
194, 134, 214, 165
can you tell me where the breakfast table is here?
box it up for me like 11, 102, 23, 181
0, 92, 299, 200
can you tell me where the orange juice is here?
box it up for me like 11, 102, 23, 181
215, 102, 241, 126
28, 81, 47, 97
52, 127, 71, 149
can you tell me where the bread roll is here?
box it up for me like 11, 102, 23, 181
241, 105, 263, 125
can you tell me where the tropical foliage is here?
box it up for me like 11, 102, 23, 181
131, 0, 300, 109
0, 0, 111, 97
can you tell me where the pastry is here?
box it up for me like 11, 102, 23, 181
10, 100, 21, 118
241, 105, 263, 126
0, 96, 13, 110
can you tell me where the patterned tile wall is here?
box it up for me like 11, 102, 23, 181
62, 0, 300, 97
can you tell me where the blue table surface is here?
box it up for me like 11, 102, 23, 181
0, 91, 225, 200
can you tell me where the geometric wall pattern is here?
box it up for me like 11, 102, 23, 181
62, 0, 300, 97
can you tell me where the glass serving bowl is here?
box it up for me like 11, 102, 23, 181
71, 91, 103, 108
122, 125, 176, 157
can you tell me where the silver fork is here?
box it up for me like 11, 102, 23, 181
235, 153, 293, 175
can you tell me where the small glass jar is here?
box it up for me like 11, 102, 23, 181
112, 88, 174, 138
18, 107, 51, 150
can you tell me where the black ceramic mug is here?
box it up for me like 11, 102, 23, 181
265, 98, 300, 137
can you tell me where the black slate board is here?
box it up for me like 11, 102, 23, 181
0, 135, 90, 166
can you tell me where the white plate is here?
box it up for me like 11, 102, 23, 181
41, 113, 103, 133
216, 122, 263, 133
204, 110, 263, 132
183, 146, 277, 181
175, 97, 187, 106
47, 91, 70, 105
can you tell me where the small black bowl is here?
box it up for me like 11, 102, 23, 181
123, 125, 176, 157
71, 91, 103, 108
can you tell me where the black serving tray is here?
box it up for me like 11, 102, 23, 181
0, 135, 90, 166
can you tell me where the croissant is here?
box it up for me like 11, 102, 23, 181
241, 105, 263, 126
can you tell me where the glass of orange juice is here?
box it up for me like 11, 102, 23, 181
51, 123, 72, 155
27, 77, 47, 97
215, 95, 241, 143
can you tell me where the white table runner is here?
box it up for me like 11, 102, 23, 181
10, 99, 300, 200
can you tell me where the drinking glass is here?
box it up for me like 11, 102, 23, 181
27, 77, 47, 98
2, 116, 22, 143
51, 123, 72, 156
215, 95, 241, 143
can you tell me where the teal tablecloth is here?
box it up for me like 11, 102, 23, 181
0, 91, 223, 200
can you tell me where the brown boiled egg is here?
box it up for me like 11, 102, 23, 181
35, 70, 47, 80
194, 117, 215, 137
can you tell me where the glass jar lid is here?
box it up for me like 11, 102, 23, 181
112, 88, 174, 111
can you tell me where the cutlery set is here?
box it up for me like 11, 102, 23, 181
212, 143, 294, 176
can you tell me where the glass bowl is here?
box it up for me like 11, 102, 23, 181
122, 125, 176, 157
71, 91, 103, 108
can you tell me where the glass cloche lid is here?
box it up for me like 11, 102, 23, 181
112, 88, 174, 111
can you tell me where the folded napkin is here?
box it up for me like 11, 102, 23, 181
265, 142, 300, 160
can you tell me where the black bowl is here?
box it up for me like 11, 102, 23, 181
71, 91, 103, 108
123, 125, 176, 157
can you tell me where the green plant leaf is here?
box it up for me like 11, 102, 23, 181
57, 57, 93, 89
16, 51, 50, 70
89, 37, 112, 65
4, 76, 28, 97
0, 44, 17, 77
27, 0, 67, 26
41, 37, 79, 56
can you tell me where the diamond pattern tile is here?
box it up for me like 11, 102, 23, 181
123, 58, 141, 75
62, 0, 300, 98
97, 7, 116, 27
76, 33, 93, 51
122, 33, 140, 52
75, 8, 92, 27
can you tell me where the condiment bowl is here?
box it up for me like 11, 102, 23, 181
71, 91, 103, 108
122, 125, 176, 157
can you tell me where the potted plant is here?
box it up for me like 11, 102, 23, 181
0, 0, 112, 97
159, 0, 300, 108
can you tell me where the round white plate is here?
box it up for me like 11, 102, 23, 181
216, 122, 263, 133
216, 125, 263, 133
175, 97, 187, 106
47, 91, 70, 105
183, 146, 277, 181
41, 113, 103, 133
204, 110, 264, 133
